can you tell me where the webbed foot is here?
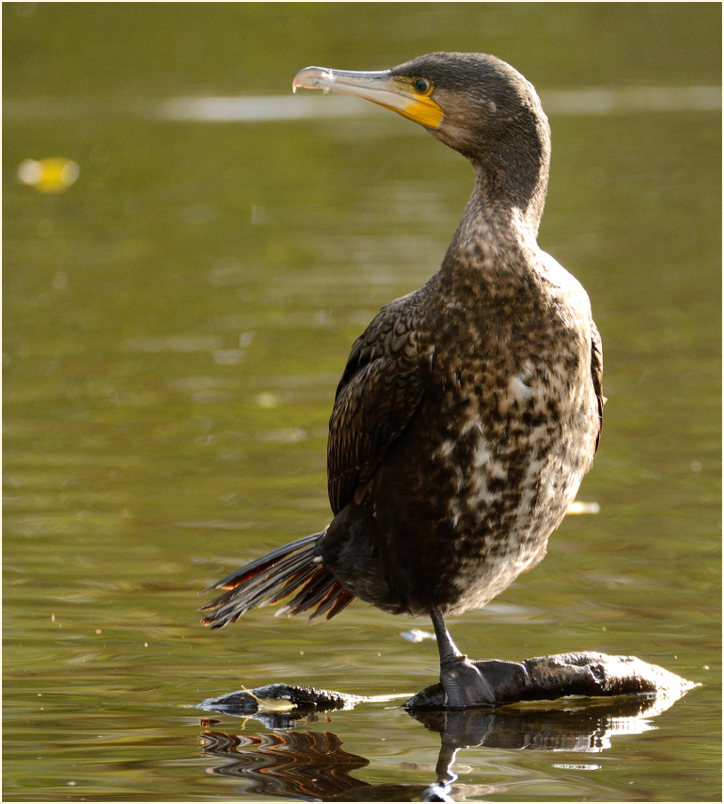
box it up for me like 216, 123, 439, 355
440, 654, 496, 708
430, 606, 498, 708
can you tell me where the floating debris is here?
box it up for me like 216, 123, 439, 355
197, 652, 697, 730
199, 683, 362, 723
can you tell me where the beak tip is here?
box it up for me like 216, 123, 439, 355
292, 66, 339, 94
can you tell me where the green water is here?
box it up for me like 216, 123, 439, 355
3, 3, 721, 801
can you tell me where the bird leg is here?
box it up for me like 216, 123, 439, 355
430, 607, 496, 708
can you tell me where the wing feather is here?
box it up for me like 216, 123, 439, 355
327, 297, 433, 513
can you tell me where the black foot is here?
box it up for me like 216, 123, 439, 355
440, 655, 496, 708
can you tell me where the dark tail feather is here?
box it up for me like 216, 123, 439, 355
200, 532, 354, 627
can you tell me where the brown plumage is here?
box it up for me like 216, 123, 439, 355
201, 52, 603, 708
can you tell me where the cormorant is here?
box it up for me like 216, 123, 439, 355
201, 52, 603, 708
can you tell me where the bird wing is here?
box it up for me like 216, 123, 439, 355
590, 320, 604, 453
327, 297, 434, 514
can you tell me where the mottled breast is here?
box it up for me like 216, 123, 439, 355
372, 257, 599, 614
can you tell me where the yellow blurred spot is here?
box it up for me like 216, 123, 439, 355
18, 158, 79, 193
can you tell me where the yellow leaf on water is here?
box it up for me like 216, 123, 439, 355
240, 684, 296, 713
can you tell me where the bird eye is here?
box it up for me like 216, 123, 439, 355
414, 77, 432, 95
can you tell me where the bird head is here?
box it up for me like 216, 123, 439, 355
293, 52, 550, 215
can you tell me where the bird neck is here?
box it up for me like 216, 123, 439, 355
440, 167, 544, 282
442, 95, 551, 272
472, 153, 548, 235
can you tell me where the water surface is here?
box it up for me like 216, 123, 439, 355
3, 3, 721, 801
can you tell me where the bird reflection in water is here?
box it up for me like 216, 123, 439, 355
199, 730, 373, 800
198, 692, 685, 802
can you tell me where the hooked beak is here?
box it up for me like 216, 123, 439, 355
292, 66, 443, 129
